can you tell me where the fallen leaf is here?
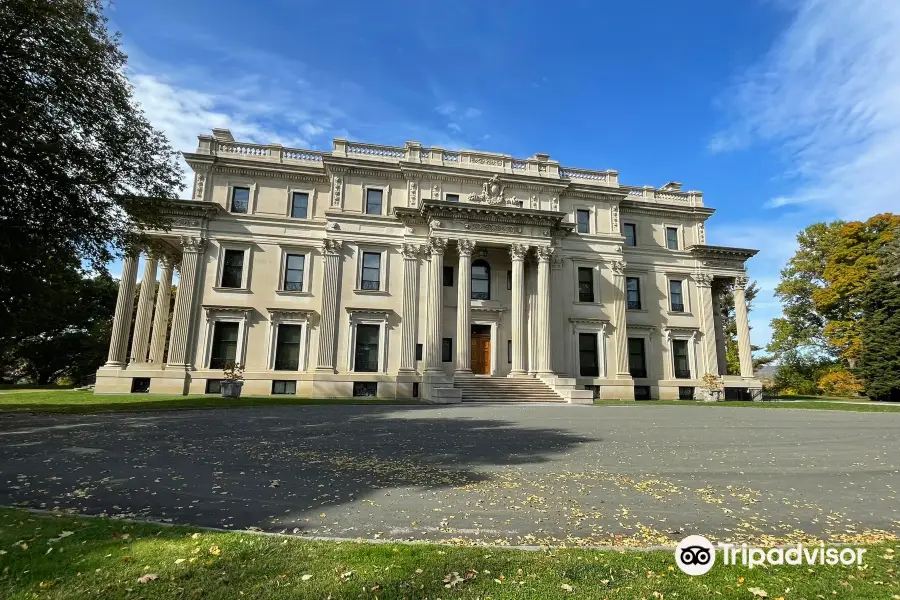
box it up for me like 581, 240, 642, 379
748, 587, 768, 598
209, 545, 222, 556
137, 574, 158, 584
301, 574, 313, 581
561, 583, 574, 592
175, 559, 186, 565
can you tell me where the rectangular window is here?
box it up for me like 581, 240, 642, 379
679, 386, 695, 400
666, 227, 679, 250
634, 385, 651, 400
506, 270, 512, 290
272, 380, 296, 395
230, 187, 250, 213
578, 267, 594, 302
130, 377, 150, 393
205, 379, 222, 394
354, 324, 380, 372
412, 382, 419, 398
353, 382, 378, 397
624, 223, 637, 247
283, 253, 305, 291
290, 192, 309, 219
576, 209, 590, 233
626, 277, 641, 309
507, 340, 512, 363
220, 249, 244, 288
209, 322, 239, 369
365, 188, 383, 215
274, 324, 302, 371
360, 252, 381, 290
415, 343, 423, 361
673, 340, 691, 379
628, 337, 647, 378
578, 332, 599, 377
669, 279, 684, 312
442, 338, 453, 362
443, 266, 454, 287
445, 193, 459, 203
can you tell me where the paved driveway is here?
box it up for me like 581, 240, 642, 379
1, 404, 898, 547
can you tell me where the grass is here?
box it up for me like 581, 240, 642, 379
0, 389, 417, 414
594, 399, 900, 412
0, 508, 896, 599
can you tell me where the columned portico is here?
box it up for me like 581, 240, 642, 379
148, 258, 175, 364
695, 272, 718, 376
130, 255, 159, 364
455, 239, 475, 373
534, 245, 553, 375
508, 243, 528, 377
315, 239, 342, 373
104, 251, 139, 368
424, 237, 447, 373
167, 237, 205, 368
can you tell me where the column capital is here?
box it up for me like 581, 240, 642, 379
425, 237, 447, 256
535, 245, 553, 262
509, 243, 529, 261
734, 274, 749, 288
550, 253, 565, 270
400, 243, 421, 259
180, 236, 206, 253
321, 239, 342, 255
611, 260, 627, 275
457, 239, 476, 256
695, 272, 714, 287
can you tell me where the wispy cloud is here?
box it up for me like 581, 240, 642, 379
710, 0, 900, 219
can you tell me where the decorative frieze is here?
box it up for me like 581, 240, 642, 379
193, 173, 206, 200
611, 205, 619, 230
463, 222, 524, 234
408, 179, 419, 208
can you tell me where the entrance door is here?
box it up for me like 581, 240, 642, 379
470, 325, 491, 375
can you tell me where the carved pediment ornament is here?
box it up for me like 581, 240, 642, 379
468, 174, 520, 207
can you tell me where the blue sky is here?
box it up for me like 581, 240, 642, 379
109, 0, 900, 353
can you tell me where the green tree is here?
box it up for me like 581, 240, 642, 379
856, 235, 900, 401
0, 0, 182, 339
716, 279, 771, 375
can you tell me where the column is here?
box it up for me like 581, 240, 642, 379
148, 258, 174, 364
611, 260, 631, 377
662, 329, 674, 380
508, 243, 529, 376
398, 243, 421, 372
712, 287, 728, 375
315, 239, 343, 373
104, 251, 139, 367
535, 245, 553, 375
733, 275, 754, 377
695, 272, 719, 376
455, 239, 475, 373
550, 253, 565, 374
129, 255, 159, 364
167, 237, 206, 368
424, 237, 447, 373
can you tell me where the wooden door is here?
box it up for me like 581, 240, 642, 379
471, 335, 491, 375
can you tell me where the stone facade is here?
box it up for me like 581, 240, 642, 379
95, 129, 761, 401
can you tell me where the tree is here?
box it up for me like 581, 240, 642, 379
856, 235, 900, 401
0, 0, 183, 339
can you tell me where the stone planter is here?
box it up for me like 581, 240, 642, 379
220, 381, 244, 398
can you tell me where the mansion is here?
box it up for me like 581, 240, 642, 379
95, 129, 761, 402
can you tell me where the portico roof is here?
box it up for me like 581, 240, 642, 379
394, 199, 574, 232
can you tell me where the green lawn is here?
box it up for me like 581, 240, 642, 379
594, 399, 900, 412
0, 389, 417, 414
0, 508, 896, 599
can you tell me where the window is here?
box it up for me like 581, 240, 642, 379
205, 379, 222, 394
445, 193, 459, 203
353, 324, 380, 372
666, 227, 679, 250
353, 382, 378, 397
578, 267, 594, 302
415, 344, 423, 360
576, 209, 590, 233
669, 280, 684, 312
506, 270, 512, 290
365, 188, 383, 215
412, 382, 419, 398
283, 254, 305, 291
230, 187, 250, 213
360, 252, 381, 290
626, 277, 641, 309
673, 340, 691, 379
507, 340, 512, 363
131, 377, 150, 393
443, 266, 454, 287
472, 259, 490, 300
579, 333, 599, 377
628, 338, 647, 378
209, 322, 239, 369
634, 385, 651, 400
290, 192, 309, 218
679, 386, 695, 400
442, 338, 453, 362
272, 380, 296, 395
220, 249, 244, 288
624, 223, 637, 247
274, 324, 302, 370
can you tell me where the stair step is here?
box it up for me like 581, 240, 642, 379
453, 376, 567, 403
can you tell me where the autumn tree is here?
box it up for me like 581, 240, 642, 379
856, 235, 900, 401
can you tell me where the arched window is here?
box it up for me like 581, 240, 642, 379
472, 259, 491, 300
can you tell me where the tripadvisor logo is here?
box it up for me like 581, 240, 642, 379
675, 535, 715, 576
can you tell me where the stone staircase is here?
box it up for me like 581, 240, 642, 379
454, 375, 568, 403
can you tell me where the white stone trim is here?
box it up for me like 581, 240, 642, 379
663, 222, 684, 250
470, 310, 503, 376
362, 182, 391, 216
266, 309, 313, 372
200, 306, 251, 369
623, 270, 647, 312
225, 178, 258, 215
276, 245, 314, 294
666, 328, 700, 380
346, 309, 390, 373
571, 201, 595, 234
354, 244, 391, 294
213, 241, 252, 291
665, 272, 692, 314
571, 259, 602, 305
285, 186, 317, 219
625, 327, 653, 380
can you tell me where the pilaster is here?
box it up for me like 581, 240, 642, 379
611, 260, 632, 379
315, 239, 343, 373
398, 243, 421, 373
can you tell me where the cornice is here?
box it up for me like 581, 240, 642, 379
399, 163, 571, 192
183, 152, 329, 183
619, 199, 715, 220
688, 244, 759, 261
395, 199, 571, 231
